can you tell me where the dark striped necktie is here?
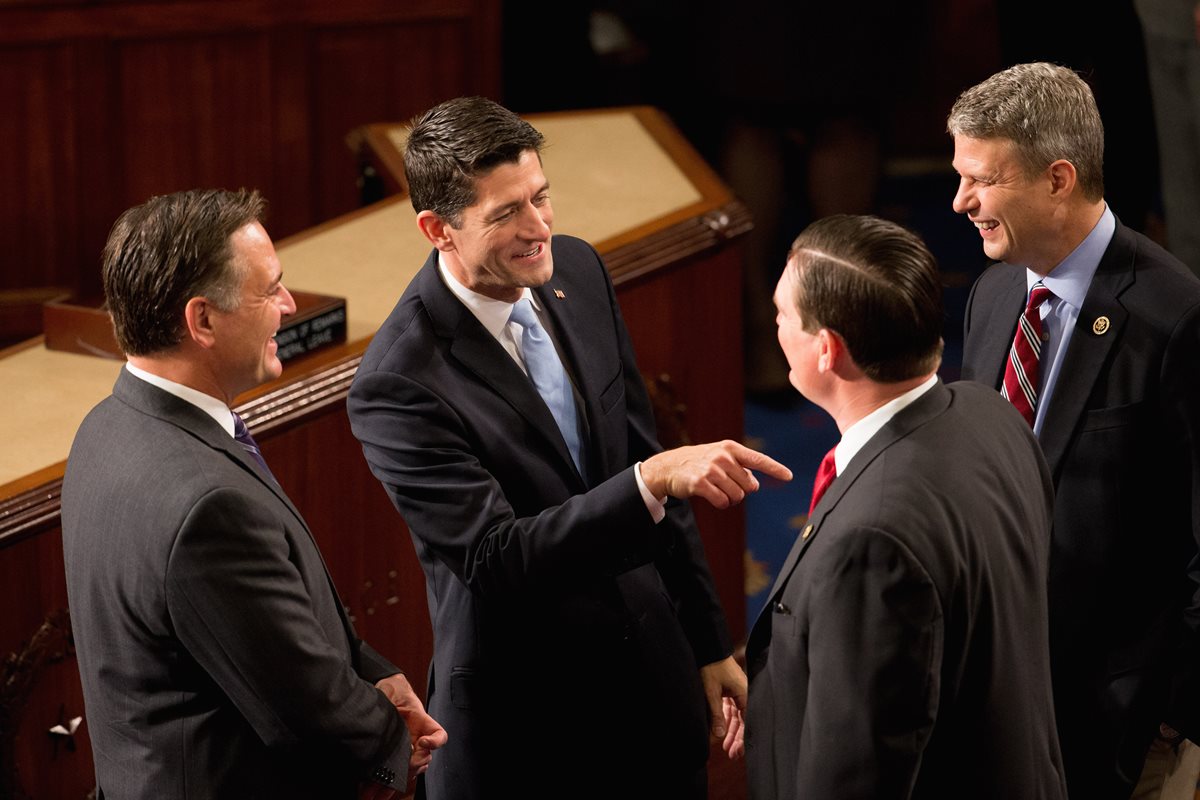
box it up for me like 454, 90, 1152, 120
232, 412, 277, 483
1000, 282, 1053, 427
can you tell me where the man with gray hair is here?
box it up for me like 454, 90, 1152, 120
951, 63, 1200, 798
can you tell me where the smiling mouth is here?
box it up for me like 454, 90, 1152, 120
516, 243, 543, 258
973, 220, 999, 231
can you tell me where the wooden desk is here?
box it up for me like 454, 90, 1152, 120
0, 107, 749, 797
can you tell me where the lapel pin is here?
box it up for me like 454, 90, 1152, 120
801, 524, 813, 540
553, 289, 565, 299
1092, 316, 1110, 335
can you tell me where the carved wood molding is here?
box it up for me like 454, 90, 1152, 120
0, 608, 74, 800
0, 478, 63, 548
606, 200, 753, 288
0, 355, 365, 548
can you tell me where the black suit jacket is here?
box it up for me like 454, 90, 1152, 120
347, 235, 731, 798
962, 220, 1200, 798
61, 370, 410, 800
745, 381, 1066, 800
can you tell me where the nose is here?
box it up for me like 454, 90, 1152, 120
521, 201, 552, 240
951, 178, 974, 215
278, 284, 297, 316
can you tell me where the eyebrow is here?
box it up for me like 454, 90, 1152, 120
485, 181, 551, 221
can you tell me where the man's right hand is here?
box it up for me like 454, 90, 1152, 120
640, 440, 792, 509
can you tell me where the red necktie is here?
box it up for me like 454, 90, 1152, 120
1000, 282, 1053, 427
808, 446, 838, 515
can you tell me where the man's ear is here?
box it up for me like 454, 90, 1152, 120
416, 211, 456, 252
816, 328, 842, 374
1047, 159, 1078, 199
184, 296, 217, 349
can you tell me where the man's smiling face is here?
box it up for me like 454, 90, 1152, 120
439, 149, 555, 303
952, 134, 1059, 273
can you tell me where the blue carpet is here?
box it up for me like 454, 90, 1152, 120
741, 168, 986, 630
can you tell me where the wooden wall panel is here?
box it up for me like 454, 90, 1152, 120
0, 45, 82, 292
0, 0, 501, 306
115, 35, 277, 204
310, 21, 478, 221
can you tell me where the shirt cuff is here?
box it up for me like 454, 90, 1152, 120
634, 461, 667, 524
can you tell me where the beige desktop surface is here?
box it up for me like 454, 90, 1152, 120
2, 109, 702, 488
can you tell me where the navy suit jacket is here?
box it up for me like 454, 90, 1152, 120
347, 235, 731, 798
62, 370, 411, 800
745, 381, 1066, 800
962, 220, 1200, 797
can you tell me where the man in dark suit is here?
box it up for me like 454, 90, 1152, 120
741, 214, 1066, 799
61, 189, 446, 799
951, 62, 1200, 798
346, 97, 790, 799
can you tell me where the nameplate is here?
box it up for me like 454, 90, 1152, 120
275, 292, 347, 362
42, 290, 347, 362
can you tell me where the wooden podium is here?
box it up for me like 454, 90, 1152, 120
0, 107, 749, 797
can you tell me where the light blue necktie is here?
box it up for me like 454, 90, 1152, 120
509, 298, 583, 475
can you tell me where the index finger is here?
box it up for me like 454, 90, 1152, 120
729, 443, 793, 482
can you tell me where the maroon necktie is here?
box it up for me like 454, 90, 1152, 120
808, 446, 838, 515
1000, 282, 1053, 427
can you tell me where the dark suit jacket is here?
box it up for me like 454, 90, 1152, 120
745, 381, 1066, 800
962, 221, 1200, 798
347, 235, 731, 798
61, 370, 410, 800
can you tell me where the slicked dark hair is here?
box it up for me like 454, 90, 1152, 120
787, 214, 944, 383
403, 96, 545, 226
102, 188, 265, 356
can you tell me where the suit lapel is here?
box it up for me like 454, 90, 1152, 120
748, 382, 953, 656
416, 250, 584, 484
1037, 224, 1134, 477
534, 268, 608, 480
114, 370, 313, 533
972, 266, 1027, 388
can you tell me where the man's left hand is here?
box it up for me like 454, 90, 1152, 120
376, 673, 449, 776
700, 656, 747, 759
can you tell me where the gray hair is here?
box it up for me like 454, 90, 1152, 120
947, 62, 1104, 201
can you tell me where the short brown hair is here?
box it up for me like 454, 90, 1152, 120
102, 189, 265, 356
787, 215, 944, 382
947, 62, 1105, 201
403, 97, 545, 227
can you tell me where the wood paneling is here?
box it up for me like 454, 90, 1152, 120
0, 0, 501, 300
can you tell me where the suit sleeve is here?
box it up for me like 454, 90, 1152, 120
347, 240, 731, 665
350, 364, 665, 594
601, 249, 733, 665
795, 527, 942, 799
1163, 300, 1200, 739
164, 486, 410, 783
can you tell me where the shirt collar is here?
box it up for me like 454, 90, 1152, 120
125, 362, 235, 437
835, 374, 939, 475
437, 252, 537, 333
1029, 203, 1114, 310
